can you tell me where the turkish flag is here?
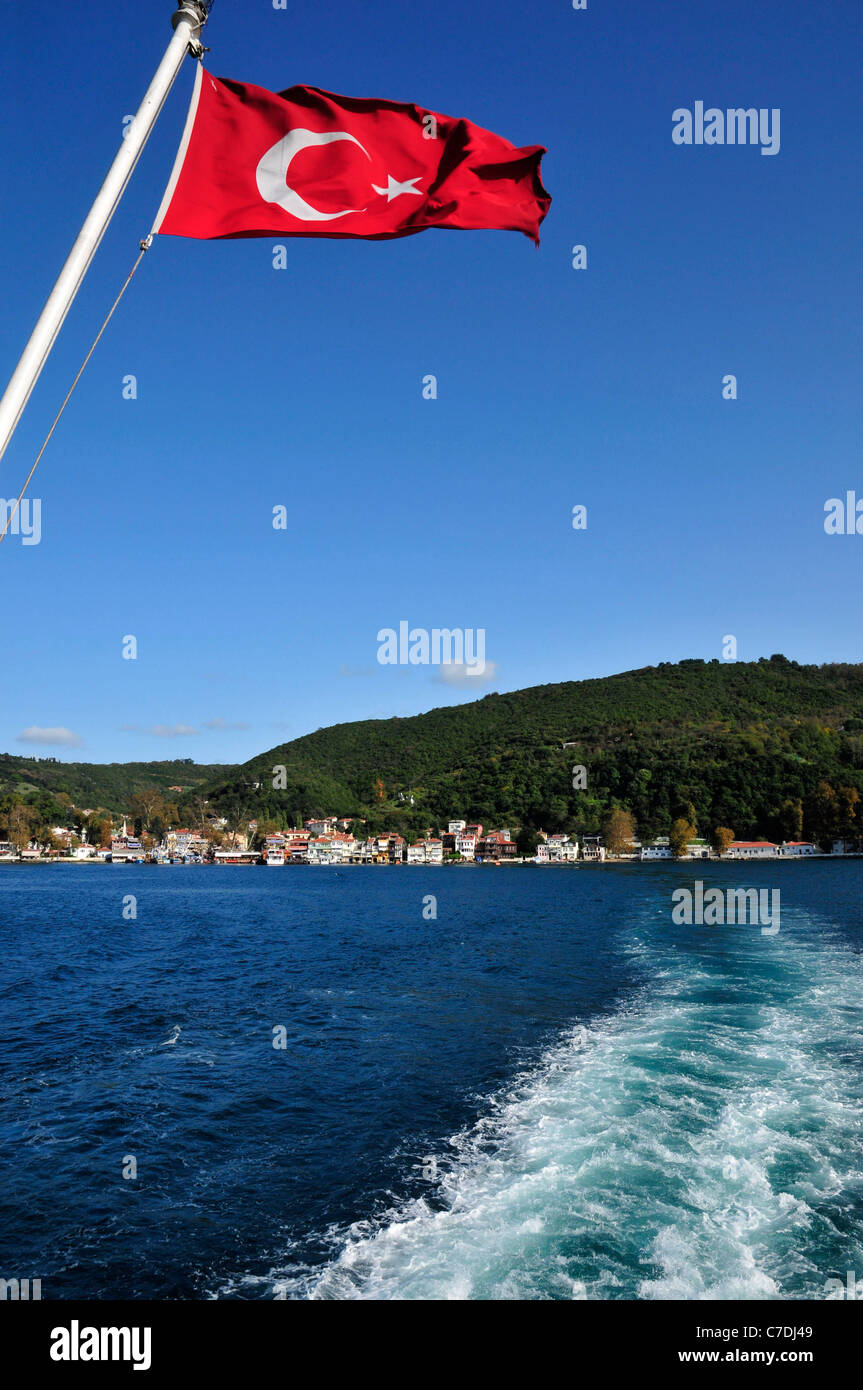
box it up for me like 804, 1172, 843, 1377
154, 68, 551, 245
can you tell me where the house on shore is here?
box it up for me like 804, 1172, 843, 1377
455, 831, 478, 860
641, 837, 673, 861
536, 833, 578, 863
582, 835, 606, 862
686, 838, 711, 860
725, 840, 779, 859
478, 831, 518, 861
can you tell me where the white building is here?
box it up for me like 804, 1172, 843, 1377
306, 817, 336, 837
307, 833, 354, 864
640, 839, 673, 860
726, 841, 779, 859
685, 838, 711, 860
581, 836, 606, 862
541, 834, 579, 862
448, 820, 466, 834
456, 833, 477, 860
780, 841, 817, 856
166, 829, 196, 857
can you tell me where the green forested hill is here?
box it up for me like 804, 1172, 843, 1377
203, 656, 863, 844
0, 755, 229, 812
5, 658, 863, 845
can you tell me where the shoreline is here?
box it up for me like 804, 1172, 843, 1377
2, 854, 861, 869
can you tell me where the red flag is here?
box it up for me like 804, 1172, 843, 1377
154, 68, 551, 245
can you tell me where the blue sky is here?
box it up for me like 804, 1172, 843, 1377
1, 0, 860, 765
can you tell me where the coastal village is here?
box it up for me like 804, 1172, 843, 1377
0, 813, 845, 865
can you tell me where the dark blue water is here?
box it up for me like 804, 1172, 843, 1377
1, 862, 862, 1299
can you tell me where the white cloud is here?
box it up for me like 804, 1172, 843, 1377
433, 660, 499, 687
148, 724, 200, 738
203, 717, 250, 731
16, 725, 84, 748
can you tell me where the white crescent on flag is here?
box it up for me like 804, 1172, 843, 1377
255, 128, 372, 221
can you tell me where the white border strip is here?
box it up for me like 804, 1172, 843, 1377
150, 62, 204, 235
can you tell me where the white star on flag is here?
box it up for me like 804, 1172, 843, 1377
372, 174, 423, 202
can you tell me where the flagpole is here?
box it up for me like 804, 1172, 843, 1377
0, 1, 209, 468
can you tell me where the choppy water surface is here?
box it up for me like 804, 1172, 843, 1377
0, 862, 861, 1299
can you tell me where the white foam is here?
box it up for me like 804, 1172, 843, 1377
287, 912, 863, 1301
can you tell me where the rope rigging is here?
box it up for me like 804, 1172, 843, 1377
0, 237, 152, 547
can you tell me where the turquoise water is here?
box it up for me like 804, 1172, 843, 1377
1, 861, 861, 1299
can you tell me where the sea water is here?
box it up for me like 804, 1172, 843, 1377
0, 861, 860, 1300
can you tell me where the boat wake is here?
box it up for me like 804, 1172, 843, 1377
263, 908, 863, 1300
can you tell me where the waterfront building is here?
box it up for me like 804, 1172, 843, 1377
371, 833, 405, 864
265, 834, 287, 865
535, 834, 578, 863
582, 836, 606, 862
477, 831, 518, 861
547, 833, 578, 861
726, 840, 779, 859
387, 833, 406, 864
213, 849, 261, 864
166, 828, 197, 857
110, 830, 144, 861
685, 838, 711, 860
307, 833, 355, 864
641, 838, 673, 860
318, 833, 355, 862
